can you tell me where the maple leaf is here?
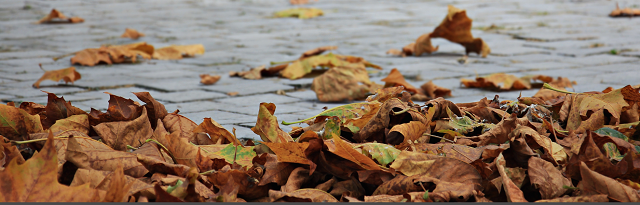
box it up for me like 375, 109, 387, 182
0, 103, 43, 141
274, 8, 324, 19
71, 42, 154, 66
35, 9, 84, 24
121, 28, 144, 40
32, 66, 81, 88
200, 74, 221, 85
461, 73, 531, 90
311, 66, 379, 102
380, 68, 421, 94
251, 103, 294, 143
0, 131, 100, 202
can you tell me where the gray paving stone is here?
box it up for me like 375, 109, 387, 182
216, 93, 302, 107
202, 78, 295, 96
181, 110, 257, 125
135, 77, 205, 92
151, 90, 227, 103
0, 86, 85, 98
562, 54, 639, 66
163, 100, 228, 114
510, 62, 579, 70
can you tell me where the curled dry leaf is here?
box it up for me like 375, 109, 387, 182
0, 103, 43, 141
461, 73, 531, 90
578, 161, 640, 202
527, 157, 571, 199
71, 42, 154, 66
274, 8, 324, 19
0, 131, 100, 202
252, 103, 294, 143
610, 3, 640, 17
380, 68, 420, 94
93, 107, 153, 151
301, 46, 337, 58
229, 65, 265, 80
311, 66, 379, 102
193, 118, 240, 146
120, 28, 144, 40
36, 9, 84, 24
33, 66, 81, 88
65, 134, 149, 178
153, 44, 205, 60
199, 74, 221, 85
421, 80, 452, 99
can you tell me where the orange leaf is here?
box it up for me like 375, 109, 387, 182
120, 28, 144, 40
327, 134, 381, 170
0, 131, 100, 202
461, 73, 531, 90
261, 142, 310, 164
92, 107, 153, 151
36, 9, 84, 24
199, 74, 220, 85
251, 103, 294, 143
414, 33, 439, 56
153, 44, 205, 60
380, 68, 420, 94
32, 67, 81, 88
193, 117, 241, 146
430, 5, 490, 57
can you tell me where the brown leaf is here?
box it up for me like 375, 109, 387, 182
380, 68, 421, 94
414, 33, 439, 56
461, 73, 531, 90
0, 135, 25, 166
164, 131, 199, 168
329, 176, 366, 199
36, 9, 84, 24
301, 46, 337, 58
154, 183, 185, 202
42, 92, 87, 129
120, 28, 144, 40
206, 166, 269, 200
563, 86, 633, 134
65, 134, 149, 178
386, 48, 406, 57
420, 80, 451, 99
199, 74, 221, 85
0, 131, 100, 202
153, 44, 205, 60
610, 3, 640, 17
133, 92, 167, 129
101, 164, 135, 202
71, 42, 154, 66
262, 141, 310, 164
70, 168, 152, 198
430, 5, 490, 57
269, 189, 338, 202
0, 103, 43, 141
527, 157, 571, 199
311, 66, 377, 102
93, 107, 153, 151
565, 132, 620, 180
495, 153, 527, 202
136, 154, 189, 177
372, 174, 422, 195
387, 121, 428, 145
33, 67, 81, 88
281, 167, 312, 192
18, 102, 45, 115
229, 65, 264, 80
48, 114, 89, 135
578, 161, 640, 202
475, 113, 533, 146
193, 118, 240, 146
258, 153, 296, 186
251, 103, 293, 143
162, 112, 198, 141
536, 195, 609, 202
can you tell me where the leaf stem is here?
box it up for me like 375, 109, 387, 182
270, 60, 294, 65
422, 133, 455, 143
393, 107, 412, 115
542, 83, 577, 94
12, 136, 70, 145
52, 52, 77, 61
200, 169, 217, 175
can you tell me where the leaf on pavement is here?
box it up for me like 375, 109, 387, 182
36, 9, 84, 24
274, 8, 324, 19
163, 112, 198, 142
0, 131, 100, 202
48, 114, 90, 135
311, 65, 379, 102
153, 44, 205, 60
461, 73, 531, 90
33, 66, 81, 88
71, 42, 154, 66
527, 157, 571, 199
120, 28, 144, 40
421, 80, 452, 99
380, 68, 420, 94
610, 3, 640, 17
199, 74, 221, 85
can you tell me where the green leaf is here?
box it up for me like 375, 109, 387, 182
282, 101, 379, 125
594, 127, 628, 141
360, 143, 401, 167
166, 180, 183, 194
423, 191, 429, 200
274, 8, 324, 19
603, 142, 625, 161
322, 117, 341, 140
213, 144, 256, 168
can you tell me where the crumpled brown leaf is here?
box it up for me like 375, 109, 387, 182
93, 107, 153, 151
36, 9, 84, 24
578, 161, 640, 202
71, 42, 154, 66
153, 44, 205, 60
121, 28, 144, 40
33, 66, 81, 88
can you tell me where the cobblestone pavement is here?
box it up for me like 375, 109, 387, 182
1, 0, 639, 140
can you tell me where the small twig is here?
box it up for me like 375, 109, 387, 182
126, 145, 138, 150
200, 169, 217, 175
393, 107, 412, 115
422, 133, 455, 143
145, 139, 177, 162
12, 136, 70, 145
38, 63, 46, 72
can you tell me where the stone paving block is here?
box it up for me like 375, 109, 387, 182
135, 77, 204, 92
202, 78, 295, 96
579, 63, 639, 74
72, 76, 139, 89
163, 100, 228, 114
0, 86, 85, 98
217, 93, 302, 107
598, 71, 640, 86
151, 90, 227, 103
510, 62, 580, 71
0, 93, 16, 102
181, 110, 257, 125
219, 124, 260, 141
563, 54, 639, 66
285, 89, 318, 101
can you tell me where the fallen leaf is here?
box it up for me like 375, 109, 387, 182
133, 92, 168, 129
270, 189, 338, 202
527, 157, 571, 199
71, 42, 154, 66
421, 80, 452, 99
193, 118, 240, 146
311, 66, 378, 102
0, 103, 43, 141
495, 153, 527, 202
280, 52, 379, 80
229, 65, 265, 80
48, 114, 90, 135
258, 153, 296, 186
227, 91, 239, 96
274, 8, 324, 19
65, 134, 149, 178
262, 141, 309, 164
33, 67, 81, 88
162, 112, 198, 142
536, 195, 609, 202
610, 3, 640, 17
153, 44, 205, 60
42, 92, 87, 129
387, 121, 428, 145
36, 9, 84, 24
360, 142, 401, 167
251, 103, 294, 143
414, 33, 439, 56
164, 131, 199, 168
430, 5, 490, 57
326, 134, 381, 170
578, 161, 640, 202
380, 68, 420, 94
212, 143, 256, 168
93, 107, 153, 151
120, 28, 144, 40
461, 73, 531, 90
301, 46, 337, 58
0, 131, 100, 202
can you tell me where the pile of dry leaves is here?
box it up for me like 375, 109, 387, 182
2, 82, 640, 202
